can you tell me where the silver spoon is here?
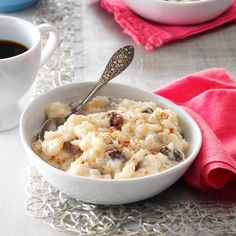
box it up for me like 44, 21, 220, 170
39, 45, 135, 140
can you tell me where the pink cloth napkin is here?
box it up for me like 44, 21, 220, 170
100, 0, 236, 51
154, 68, 236, 191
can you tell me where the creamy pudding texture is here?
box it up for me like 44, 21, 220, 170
32, 96, 189, 179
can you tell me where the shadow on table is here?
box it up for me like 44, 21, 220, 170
149, 178, 236, 203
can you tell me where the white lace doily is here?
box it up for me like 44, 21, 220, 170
26, 166, 236, 235
31, 0, 82, 98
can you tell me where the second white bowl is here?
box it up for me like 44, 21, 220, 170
124, 0, 233, 25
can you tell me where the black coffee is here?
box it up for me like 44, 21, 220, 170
0, 40, 28, 59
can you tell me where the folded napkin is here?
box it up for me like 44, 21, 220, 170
100, 0, 236, 51
154, 68, 236, 191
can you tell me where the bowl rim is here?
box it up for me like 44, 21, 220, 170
20, 81, 202, 183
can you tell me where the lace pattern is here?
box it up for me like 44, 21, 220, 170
26, 167, 236, 235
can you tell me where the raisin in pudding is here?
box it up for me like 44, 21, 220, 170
32, 96, 189, 179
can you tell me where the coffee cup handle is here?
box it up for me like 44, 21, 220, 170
37, 24, 60, 67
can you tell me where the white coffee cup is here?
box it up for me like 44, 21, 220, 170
0, 15, 59, 131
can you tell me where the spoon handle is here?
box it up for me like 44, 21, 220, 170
97, 45, 135, 88
69, 45, 134, 116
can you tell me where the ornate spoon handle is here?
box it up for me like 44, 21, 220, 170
69, 45, 134, 116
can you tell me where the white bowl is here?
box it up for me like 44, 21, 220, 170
20, 82, 202, 205
124, 0, 233, 25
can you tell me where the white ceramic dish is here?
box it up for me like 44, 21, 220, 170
124, 0, 233, 25
20, 82, 202, 205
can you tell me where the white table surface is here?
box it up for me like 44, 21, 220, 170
1, 0, 236, 235
0, 129, 67, 236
